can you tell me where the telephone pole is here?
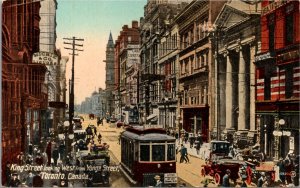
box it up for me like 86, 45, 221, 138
63, 37, 84, 134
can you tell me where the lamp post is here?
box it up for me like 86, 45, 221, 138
264, 124, 267, 156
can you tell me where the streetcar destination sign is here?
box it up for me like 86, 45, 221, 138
164, 173, 177, 184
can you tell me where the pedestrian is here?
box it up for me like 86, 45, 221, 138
118, 134, 121, 145
98, 133, 102, 144
26, 171, 34, 187
52, 146, 59, 166
277, 157, 285, 184
175, 132, 179, 140
46, 141, 52, 166
93, 126, 97, 136
196, 140, 201, 155
190, 136, 195, 149
179, 144, 189, 163
285, 158, 293, 184
17, 152, 25, 165
28, 143, 33, 155
257, 172, 266, 187
35, 152, 43, 165
184, 132, 189, 144
5, 162, 11, 186
154, 175, 162, 187
9, 173, 21, 187
222, 169, 231, 187
58, 143, 65, 162
97, 117, 100, 126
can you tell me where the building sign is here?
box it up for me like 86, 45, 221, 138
49, 101, 67, 108
127, 44, 140, 67
255, 52, 273, 62
164, 173, 177, 184
277, 49, 300, 64
262, 0, 290, 16
32, 51, 59, 65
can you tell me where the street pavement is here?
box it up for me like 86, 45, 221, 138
79, 114, 212, 187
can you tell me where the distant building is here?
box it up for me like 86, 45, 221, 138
114, 21, 140, 123
105, 32, 115, 117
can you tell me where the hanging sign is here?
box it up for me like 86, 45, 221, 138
32, 51, 59, 65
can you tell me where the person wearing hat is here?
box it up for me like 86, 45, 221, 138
257, 172, 266, 187
277, 157, 285, 184
222, 169, 231, 187
154, 175, 162, 187
9, 173, 21, 187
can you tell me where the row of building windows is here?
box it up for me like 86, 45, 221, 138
182, 86, 208, 106
268, 3, 296, 51
159, 33, 178, 57
180, 18, 209, 49
180, 50, 209, 76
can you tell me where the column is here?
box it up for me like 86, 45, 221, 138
225, 52, 233, 130
249, 44, 256, 131
238, 46, 247, 131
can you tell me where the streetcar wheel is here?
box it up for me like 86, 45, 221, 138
215, 173, 221, 185
201, 168, 206, 177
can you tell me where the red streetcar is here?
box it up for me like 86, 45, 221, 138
120, 125, 177, 187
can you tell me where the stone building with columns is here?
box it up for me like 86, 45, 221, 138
213, 1, 261, 146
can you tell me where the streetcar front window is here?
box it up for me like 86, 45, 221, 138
167, 144, 175, 161
152, 145, 165, 161
140, 145, 150, 161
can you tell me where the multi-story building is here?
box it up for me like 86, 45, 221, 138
174, 0, 225, 142
39, 0, 66, 137
114, 21, 140, 122
156, 13, 181, 131
104, 32, 115, 118
212, 1, 261, 146
139, 0, 190, 125
2, 0, 47, 184
255, 0, 299, 159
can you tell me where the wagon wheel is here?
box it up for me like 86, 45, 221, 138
214, 173, 221, 185
201, 168, 206, 177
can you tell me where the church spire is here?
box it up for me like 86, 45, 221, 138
107, 31, 114, 48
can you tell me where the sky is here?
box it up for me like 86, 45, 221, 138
56, 0, 146, 105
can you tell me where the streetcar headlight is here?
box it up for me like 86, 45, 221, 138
170, 163, 173, 167
157, 164, 161, 168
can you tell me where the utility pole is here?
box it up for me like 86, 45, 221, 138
63, 37, 84, 134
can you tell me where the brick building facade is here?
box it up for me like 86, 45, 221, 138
255, 0, 300, 159
2, 0, 47, 184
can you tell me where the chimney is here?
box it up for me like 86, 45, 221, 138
132, 21, 139, 29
